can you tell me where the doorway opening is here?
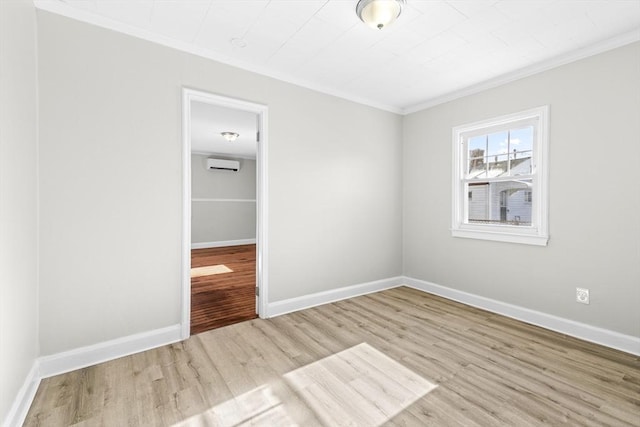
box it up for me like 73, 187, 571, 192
181, 89, 268, 339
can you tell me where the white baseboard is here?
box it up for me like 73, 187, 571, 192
265, 275, 639, 355
3, 362, 40, 427
38, 324, 182, 379
191, 239, 256, 249
266, 276, 403, 318
6, 278, 636, 427
402, 276, 640, 356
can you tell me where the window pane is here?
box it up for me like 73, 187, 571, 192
468, 128, 534, 179
486, 131, 508, 158
467, 179, 532, 226
486, 131, 508, 177
509, 126, 533, 176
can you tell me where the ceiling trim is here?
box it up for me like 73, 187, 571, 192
402, 29, 640, 115
35, 1, 640, 117
33, 0, 404, 114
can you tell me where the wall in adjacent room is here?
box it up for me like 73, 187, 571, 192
0, 0, 39, 424
191, 154, 256, 244
37, 11, 403, 355
403, 42, 640, 337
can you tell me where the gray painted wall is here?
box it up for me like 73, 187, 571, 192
4, 13, 633, 417
403, 42, 640, 337
37, 11, 403, 355
0, 0, 39, 423
191, 154, 256, 243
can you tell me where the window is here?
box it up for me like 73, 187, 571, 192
452, 106, 549, 246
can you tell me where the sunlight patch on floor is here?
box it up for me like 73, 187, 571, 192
172, 384, 296, 426
190, 264, 233, 278
284, 343, 437, 426
173, 343, 436, 426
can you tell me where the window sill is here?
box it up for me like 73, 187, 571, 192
451, 228, 549, 246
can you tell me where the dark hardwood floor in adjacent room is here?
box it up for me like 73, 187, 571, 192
191, 244, 257, 334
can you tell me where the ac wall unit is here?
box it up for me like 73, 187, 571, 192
207, 158, 240, 171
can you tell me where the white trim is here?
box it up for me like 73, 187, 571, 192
181, 89, 192, 339
192, 198, 256, 203
5, 278, 637, 427
256, 106, 269, 318
266, 277, 403, 318
182, 88, 268, 339
262, 274, 639, 355
450, 228, 549, 246
2, 362, 40, 427
38, 324, 182, 379
402, 30, 640, 114
32, 0, 402, 114
31, 0, 640, 115
402, 277, 640, 356
31, 3, 639, 116
451, 105, 550, 246
5, 325, 179, 426
191, 239, 256, 249
30, 2, 640, 116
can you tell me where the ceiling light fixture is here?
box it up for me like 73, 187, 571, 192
221, 132, 239, 142
356, 0, 406, 30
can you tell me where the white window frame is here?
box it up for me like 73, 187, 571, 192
451, 105, 549, 246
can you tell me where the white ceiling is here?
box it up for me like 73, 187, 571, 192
35, 0, 640, 113
191, 101, 258, 158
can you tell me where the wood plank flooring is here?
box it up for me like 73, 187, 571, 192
190, 245, 257, 335
24, 287, 640, 426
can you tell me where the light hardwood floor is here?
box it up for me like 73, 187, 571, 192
25, 287, 639, 426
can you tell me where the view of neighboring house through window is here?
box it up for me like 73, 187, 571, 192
467, 126, 533, 225
452, 106, 549, 246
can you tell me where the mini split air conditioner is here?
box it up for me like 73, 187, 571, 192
207, 158, 240, 172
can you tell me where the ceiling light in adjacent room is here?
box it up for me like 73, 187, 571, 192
221, 132, 239, 141
356, 0, 406, 30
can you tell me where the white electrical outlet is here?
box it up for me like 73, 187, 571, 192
576, 288, 590, 304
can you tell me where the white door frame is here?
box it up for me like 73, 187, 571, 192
181, 88, 269, 339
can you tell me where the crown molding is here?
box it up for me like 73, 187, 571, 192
33, 0, 403, 114
402, 29, 640, 115
33, 1, 640, 116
